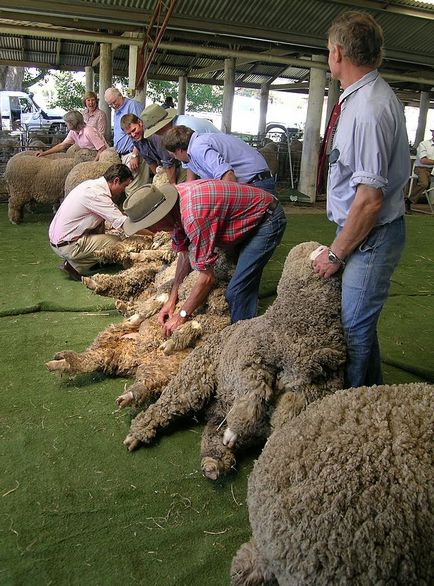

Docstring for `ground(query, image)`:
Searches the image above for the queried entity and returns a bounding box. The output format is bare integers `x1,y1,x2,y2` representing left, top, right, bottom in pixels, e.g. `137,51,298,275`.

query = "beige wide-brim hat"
141,104,177,138
123,183,179,236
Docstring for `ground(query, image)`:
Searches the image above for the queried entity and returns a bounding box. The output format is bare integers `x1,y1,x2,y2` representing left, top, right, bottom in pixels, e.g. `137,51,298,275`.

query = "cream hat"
140,104,178,138
123,183,179,236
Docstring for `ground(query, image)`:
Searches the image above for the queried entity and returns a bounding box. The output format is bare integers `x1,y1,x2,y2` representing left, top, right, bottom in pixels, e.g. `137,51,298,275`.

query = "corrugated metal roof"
0,0,433,100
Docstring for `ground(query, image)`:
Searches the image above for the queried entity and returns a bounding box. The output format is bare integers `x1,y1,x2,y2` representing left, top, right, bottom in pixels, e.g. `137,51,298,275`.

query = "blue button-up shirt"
113,98,144,154
184,132,269,183
327,70,410,227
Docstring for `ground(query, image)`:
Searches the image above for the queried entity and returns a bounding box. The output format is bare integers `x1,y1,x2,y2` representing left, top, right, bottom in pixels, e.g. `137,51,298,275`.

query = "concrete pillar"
326,77,340,126
221,57,235,133
85,66,94,92
178,75,187,114
98,43,113,144
135,77,147,106
258,82,270,136
298,55,327,203
414,91,430,147
128,44,139,98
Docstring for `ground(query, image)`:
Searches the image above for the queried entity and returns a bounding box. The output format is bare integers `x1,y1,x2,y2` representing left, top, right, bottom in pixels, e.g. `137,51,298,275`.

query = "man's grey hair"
328,11,384,69
63,110,86,131
104,87,123,102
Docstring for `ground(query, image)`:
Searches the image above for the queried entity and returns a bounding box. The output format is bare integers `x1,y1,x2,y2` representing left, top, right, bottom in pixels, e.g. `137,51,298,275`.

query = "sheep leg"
123,347,217,450
8,199,24,224
200,409,237,480
45,350,103,374
158,319,202,355
223,368,276,449
116,350,189,408
230,538,277,586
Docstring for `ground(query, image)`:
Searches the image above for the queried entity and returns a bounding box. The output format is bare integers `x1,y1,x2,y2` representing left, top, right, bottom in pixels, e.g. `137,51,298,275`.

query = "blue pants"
339,216,405,388
225,203,287,322
251,176,276,195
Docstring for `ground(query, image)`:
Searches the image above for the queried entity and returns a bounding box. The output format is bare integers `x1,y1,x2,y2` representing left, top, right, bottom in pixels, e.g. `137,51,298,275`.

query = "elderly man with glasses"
104,87,149,195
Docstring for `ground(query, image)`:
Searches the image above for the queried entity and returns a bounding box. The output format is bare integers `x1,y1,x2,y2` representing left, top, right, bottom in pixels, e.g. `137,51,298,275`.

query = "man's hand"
162,313,187,338
129,155,139,171
312,248,342,279
158,300,176,326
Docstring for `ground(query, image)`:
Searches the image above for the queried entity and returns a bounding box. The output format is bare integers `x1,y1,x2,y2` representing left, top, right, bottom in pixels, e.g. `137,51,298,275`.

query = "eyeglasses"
107,97,121,108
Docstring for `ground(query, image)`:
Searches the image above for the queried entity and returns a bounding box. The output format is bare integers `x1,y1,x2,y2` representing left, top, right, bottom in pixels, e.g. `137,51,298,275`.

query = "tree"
146,80,223,112
0,66,25,90
47,71,86,111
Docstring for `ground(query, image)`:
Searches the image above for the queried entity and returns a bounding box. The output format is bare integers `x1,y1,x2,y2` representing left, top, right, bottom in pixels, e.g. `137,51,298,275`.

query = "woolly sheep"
231,382,434,586
64,148,121,195
5,146,95,223
122,241,346,482
45,254,233,405
81,231,175,301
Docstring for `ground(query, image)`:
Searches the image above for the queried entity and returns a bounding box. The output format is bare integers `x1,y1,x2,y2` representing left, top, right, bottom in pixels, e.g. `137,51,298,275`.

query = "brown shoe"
405,198,412,214
60,260,82,281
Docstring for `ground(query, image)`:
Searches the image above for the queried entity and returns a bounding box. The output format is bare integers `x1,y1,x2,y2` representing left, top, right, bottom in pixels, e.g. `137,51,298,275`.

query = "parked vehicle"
0,91,66,134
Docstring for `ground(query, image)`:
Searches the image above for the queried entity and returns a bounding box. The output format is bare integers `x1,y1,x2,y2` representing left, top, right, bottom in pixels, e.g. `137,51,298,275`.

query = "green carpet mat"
0,202,432,585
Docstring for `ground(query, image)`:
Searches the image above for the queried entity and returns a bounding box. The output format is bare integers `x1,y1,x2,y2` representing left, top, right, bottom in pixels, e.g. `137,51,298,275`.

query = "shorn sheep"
5,146,95,223
231,382,434,586
45,254,234,404
122,241,346,482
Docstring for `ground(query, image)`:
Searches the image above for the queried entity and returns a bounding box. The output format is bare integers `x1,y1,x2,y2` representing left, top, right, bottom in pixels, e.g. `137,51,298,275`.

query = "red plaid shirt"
172,179,274,271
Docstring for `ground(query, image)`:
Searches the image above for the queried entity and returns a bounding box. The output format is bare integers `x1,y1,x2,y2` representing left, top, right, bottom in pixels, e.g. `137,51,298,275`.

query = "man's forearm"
180,269,216,316
168,251,192,304
331,184,383,260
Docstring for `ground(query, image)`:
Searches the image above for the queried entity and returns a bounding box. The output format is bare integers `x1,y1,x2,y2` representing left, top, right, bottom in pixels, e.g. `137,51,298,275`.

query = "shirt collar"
186,131,199,158
339,69,379,104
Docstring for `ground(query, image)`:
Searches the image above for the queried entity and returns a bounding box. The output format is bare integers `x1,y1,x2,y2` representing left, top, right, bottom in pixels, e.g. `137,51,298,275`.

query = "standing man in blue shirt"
162,125,275,194
312,11,410,388
104,87,148,194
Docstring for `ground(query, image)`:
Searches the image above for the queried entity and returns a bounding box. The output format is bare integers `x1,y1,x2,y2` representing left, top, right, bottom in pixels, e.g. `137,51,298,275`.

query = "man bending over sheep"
36,110,107,161
122,179,287,334
49,163,133,280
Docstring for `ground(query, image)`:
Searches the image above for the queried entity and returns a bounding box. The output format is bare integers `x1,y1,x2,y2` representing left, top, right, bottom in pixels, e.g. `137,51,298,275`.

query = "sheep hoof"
116,391,134,408
127,313,143,326
82,276,96,290
159,339,174,355
223,428,238,448
129,251,145,262
45,359,69,372
123,435,141,451
201,457,220,481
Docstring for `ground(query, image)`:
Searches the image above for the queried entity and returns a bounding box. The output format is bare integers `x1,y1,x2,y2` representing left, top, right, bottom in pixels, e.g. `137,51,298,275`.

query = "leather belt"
260,198,279,223
118,151,130,156
50,239,78,248
247,171,272,183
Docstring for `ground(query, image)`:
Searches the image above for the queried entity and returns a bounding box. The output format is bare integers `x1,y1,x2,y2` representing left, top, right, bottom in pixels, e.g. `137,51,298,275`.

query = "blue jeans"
251,176,276,195
225,204,287,322
339,216,405,388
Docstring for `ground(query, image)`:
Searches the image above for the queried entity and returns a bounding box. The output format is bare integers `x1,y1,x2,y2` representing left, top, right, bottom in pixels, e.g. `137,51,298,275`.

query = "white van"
0,91,66,134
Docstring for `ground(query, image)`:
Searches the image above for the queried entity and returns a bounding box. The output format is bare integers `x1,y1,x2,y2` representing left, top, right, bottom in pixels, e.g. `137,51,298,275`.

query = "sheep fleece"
231,383,434,586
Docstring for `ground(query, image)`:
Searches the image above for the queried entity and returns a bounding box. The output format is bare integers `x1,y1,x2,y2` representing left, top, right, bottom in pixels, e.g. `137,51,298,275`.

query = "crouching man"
122,179,287,336
49,163,133,280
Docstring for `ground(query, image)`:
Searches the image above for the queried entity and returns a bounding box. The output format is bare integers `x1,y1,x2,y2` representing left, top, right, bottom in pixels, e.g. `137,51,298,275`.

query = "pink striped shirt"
63,125,107,151
82,107,107,137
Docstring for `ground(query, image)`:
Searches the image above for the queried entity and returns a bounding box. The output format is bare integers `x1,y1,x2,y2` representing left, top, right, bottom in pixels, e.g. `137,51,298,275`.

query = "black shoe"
60,261,82,281
405,198,412,214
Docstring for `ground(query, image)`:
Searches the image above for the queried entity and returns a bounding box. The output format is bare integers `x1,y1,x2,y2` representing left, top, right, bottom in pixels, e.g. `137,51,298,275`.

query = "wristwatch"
327,248,345,267
179,309,189,319
130,153,138,159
